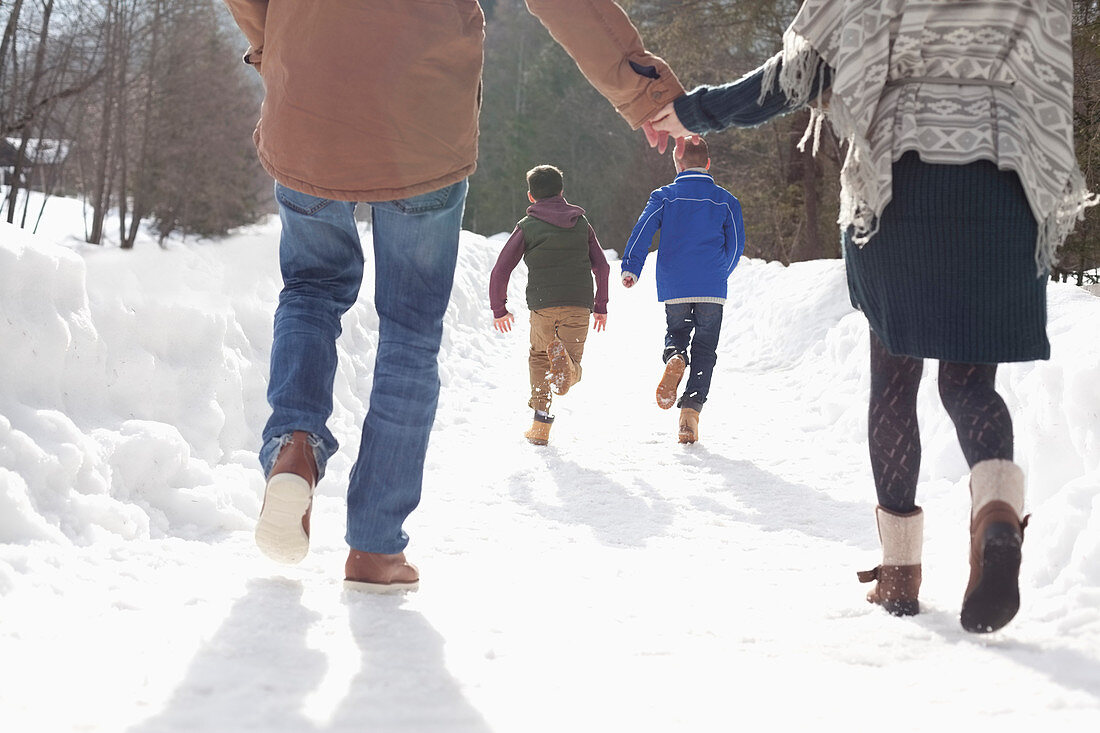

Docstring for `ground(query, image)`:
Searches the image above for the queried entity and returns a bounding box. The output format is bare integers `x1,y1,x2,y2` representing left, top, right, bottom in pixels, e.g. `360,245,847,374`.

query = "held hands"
493,312,515,333
592,313,607,332
642,102,700,157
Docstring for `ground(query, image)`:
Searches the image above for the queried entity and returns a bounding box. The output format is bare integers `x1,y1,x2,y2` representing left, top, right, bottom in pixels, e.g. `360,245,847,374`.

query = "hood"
526,195,585,228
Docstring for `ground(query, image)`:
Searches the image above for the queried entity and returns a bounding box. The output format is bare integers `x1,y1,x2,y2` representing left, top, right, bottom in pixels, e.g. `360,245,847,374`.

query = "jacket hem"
528,301,595,313
257,147,475,203
662,296,726,305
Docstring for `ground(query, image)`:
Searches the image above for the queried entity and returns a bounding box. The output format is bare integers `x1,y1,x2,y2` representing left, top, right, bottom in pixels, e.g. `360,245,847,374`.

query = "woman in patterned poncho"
644,0,1097,633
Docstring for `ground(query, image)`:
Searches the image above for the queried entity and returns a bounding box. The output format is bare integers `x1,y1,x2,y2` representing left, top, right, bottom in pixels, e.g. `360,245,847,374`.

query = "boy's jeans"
663,302,724,411
259,178,467,554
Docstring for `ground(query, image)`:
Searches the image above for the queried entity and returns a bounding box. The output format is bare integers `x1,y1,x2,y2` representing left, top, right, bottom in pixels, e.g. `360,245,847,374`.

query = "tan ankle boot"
961,460,1028,633
546,340,576,395
525,414,553,446
857,506,923,616
344,549,419,592
678,406,700,444
256,431,317,564
657,354,686,410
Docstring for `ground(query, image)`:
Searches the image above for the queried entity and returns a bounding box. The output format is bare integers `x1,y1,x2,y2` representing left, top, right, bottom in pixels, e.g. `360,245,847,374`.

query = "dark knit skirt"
844,151,1049,364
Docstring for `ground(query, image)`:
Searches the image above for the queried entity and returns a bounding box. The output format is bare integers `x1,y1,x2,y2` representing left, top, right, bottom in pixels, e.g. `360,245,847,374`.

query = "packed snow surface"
1,192,1099,731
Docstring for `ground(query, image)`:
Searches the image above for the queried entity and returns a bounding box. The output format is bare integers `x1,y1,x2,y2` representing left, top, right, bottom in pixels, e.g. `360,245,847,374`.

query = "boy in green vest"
489,165,610,445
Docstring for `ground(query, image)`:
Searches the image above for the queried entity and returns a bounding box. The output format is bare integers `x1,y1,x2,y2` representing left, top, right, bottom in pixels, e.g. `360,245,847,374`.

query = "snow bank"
3,190,1100,730
718,255,1100,611
1,194,1098,600
0,208,523,546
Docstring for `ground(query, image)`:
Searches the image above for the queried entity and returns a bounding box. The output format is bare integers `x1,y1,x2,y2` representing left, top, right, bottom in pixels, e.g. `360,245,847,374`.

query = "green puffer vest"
519,215,594,312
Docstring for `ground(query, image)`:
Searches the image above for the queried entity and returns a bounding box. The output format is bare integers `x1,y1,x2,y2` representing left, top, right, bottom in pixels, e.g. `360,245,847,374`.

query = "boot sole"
657,357,686,410
255,474,311,565
960,524,1022,633
343,579,419,593
546,341,573,395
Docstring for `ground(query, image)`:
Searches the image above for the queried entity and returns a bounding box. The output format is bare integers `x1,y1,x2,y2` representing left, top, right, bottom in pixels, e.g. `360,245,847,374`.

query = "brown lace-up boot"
678,406,700,444
256,431,317,564
857,506,923,616
656,354,686,409
344,550,419,592
961,459,1028,633
546,340,576,395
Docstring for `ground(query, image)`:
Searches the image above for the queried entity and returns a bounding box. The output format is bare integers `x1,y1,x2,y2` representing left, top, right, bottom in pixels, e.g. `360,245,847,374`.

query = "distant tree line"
471,0,842,264
1,0,1097,279
472,0,1100,281
0,0,264,246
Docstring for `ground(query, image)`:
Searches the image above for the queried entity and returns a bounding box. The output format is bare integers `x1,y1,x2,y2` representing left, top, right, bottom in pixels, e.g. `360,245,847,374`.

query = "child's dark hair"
526,164,564,200
680,137,709,169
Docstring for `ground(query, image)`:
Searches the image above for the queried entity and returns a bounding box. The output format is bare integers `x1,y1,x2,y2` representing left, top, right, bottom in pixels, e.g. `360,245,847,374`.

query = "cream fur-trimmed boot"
857,506,923,616
961,459,1028,633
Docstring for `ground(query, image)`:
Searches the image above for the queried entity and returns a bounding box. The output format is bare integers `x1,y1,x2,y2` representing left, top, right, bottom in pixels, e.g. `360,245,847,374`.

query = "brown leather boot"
546,340,576,395
524,413,553,446
678,406,700,444
857,506,923,616
961,460,1028,633
255,431,317,564
656,354,686,409
344,549,419,592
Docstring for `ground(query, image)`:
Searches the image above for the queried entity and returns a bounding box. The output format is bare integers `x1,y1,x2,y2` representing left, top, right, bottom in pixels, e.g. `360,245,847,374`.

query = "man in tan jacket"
222,0,684,590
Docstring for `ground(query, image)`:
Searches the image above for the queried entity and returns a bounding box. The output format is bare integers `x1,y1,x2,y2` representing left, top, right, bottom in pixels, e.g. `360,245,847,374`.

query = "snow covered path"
2,214,1099,731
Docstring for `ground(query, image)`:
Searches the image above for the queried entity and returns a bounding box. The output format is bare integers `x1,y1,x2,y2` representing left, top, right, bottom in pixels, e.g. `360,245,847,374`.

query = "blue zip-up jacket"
621,169,745,302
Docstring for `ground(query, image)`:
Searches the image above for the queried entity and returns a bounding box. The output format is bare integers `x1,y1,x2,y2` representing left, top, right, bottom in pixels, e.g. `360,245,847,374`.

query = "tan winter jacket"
222,0,684,202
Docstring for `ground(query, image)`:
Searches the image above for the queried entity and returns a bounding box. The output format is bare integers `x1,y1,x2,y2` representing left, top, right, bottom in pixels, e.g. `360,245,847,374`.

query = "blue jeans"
663,302,724,411
260,179,467,554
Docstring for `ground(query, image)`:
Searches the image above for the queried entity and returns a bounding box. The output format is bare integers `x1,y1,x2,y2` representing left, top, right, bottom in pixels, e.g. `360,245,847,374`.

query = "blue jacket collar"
675,168,712,180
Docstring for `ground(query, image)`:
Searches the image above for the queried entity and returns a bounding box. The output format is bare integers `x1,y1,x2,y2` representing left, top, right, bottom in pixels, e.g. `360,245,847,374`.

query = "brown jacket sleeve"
525,0,685,129
222,0,268,67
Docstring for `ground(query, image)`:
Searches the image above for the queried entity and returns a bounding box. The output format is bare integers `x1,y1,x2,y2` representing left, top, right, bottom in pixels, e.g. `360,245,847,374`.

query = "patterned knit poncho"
764,0,1097,271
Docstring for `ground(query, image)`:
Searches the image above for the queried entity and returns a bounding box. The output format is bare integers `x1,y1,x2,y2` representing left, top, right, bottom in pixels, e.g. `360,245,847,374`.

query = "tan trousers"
528,305,589,412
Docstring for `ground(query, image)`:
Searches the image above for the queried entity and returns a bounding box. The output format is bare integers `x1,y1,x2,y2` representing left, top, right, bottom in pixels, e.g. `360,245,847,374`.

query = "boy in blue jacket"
621,137,745,444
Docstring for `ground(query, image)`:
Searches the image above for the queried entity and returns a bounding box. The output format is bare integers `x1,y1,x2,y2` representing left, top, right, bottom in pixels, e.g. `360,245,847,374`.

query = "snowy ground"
2,192,1099,731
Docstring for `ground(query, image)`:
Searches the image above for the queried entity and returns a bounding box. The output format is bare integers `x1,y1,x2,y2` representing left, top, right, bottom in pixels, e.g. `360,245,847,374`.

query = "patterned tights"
868,331,1013,513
